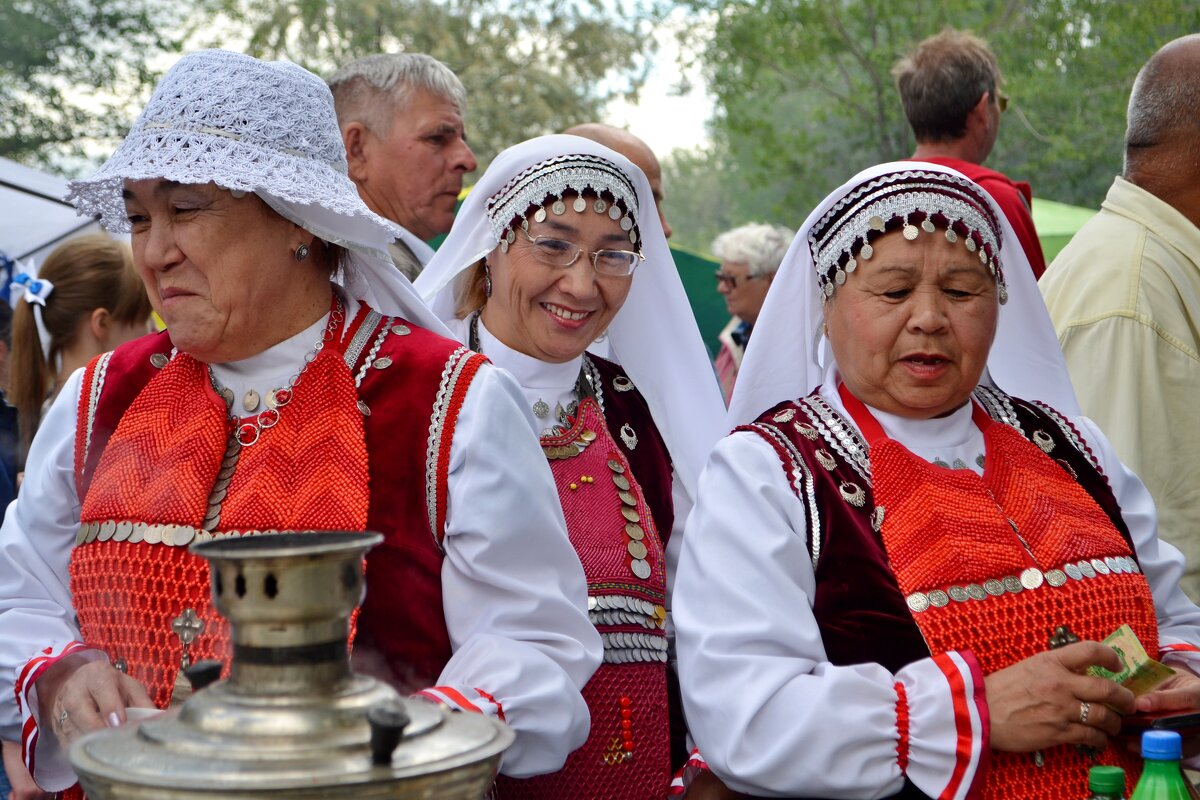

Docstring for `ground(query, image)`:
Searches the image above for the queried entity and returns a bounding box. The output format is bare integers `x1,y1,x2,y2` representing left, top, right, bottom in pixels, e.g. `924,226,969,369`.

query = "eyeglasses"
519,228,644,277
715,270,760,289
995,91,1009,113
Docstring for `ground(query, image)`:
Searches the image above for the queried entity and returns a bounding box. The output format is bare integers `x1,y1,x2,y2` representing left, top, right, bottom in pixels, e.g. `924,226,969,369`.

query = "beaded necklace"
209,295,346,446
468,309,603,435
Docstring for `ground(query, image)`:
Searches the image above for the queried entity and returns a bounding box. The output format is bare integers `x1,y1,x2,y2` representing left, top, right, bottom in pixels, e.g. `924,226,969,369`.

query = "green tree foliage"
208,0,653,167
666,0,1200,255
0,0,199,165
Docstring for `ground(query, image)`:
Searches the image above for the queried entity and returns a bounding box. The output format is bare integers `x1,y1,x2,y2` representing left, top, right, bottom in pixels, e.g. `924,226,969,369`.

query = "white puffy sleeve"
673,431,987,799
424,363,603,778
0,369,110,790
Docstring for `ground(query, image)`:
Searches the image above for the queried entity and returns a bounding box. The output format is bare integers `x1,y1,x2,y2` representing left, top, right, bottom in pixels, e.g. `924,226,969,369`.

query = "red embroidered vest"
496,391,671,800
740,386,1155,800
69,305,486,708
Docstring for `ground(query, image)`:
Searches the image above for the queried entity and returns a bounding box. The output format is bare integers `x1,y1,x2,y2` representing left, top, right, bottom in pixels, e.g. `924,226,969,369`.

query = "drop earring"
484,263,493,298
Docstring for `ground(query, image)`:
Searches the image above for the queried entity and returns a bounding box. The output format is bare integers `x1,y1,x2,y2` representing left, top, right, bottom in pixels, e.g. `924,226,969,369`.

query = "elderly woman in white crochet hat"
0,50,600,796
416,134,726,799
673,162,1200,799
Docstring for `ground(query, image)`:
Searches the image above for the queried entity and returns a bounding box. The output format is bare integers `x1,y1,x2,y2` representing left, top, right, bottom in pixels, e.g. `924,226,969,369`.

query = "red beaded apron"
495,398,671,800
69,308,370,712
839,385,1155,799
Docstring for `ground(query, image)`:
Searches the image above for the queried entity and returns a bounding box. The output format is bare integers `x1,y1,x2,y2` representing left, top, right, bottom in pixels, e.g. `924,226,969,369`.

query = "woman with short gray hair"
712,222,792,404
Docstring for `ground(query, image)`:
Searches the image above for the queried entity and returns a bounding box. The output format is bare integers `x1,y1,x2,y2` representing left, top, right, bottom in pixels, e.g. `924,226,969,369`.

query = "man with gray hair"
1042,34,1200,599
711,222,792,404
329,53,477,280
894,29,1047,278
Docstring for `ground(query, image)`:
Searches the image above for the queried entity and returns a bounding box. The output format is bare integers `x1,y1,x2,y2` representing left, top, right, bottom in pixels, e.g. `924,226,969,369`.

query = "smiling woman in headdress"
673,162,1200,799
417,134,726,799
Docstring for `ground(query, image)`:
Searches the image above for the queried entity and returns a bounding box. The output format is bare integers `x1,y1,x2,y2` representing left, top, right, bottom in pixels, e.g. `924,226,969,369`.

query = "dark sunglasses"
715,270,761,289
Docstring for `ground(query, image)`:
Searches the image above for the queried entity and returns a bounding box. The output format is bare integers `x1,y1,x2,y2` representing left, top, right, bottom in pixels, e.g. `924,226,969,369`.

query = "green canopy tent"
1032,197,1097,263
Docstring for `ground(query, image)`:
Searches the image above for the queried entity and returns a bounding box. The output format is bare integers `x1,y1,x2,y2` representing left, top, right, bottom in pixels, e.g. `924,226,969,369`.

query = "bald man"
1042,34,1200,599
564,123,673,239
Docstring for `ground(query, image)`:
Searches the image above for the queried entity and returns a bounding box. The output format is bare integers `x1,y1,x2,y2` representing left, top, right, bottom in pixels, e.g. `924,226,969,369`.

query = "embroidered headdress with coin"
806,168,1008,305
484,153,643,254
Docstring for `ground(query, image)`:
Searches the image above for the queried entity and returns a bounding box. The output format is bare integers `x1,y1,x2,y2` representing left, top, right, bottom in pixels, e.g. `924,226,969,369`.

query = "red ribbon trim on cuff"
895,681,911,773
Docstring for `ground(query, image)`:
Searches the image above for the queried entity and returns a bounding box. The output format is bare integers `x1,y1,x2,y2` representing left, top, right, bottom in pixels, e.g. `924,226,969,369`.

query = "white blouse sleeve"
0,369,113,790
1073,417,1200,665
673,431,987,799
429,363,603,778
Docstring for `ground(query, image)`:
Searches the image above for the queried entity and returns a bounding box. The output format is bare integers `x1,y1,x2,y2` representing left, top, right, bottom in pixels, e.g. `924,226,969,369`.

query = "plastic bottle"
1131,730,1192,800
1089,765,1127,799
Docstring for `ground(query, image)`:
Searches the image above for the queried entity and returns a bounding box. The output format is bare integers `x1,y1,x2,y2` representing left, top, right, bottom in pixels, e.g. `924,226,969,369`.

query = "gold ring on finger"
1078,701,1091,725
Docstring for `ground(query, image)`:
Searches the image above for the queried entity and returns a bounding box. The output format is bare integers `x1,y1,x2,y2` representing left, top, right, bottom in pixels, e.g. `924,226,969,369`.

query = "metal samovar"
70,531,513,798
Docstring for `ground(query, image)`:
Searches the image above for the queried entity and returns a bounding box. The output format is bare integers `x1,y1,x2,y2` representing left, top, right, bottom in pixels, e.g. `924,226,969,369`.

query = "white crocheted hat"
65,49,452,339
66,49,398,244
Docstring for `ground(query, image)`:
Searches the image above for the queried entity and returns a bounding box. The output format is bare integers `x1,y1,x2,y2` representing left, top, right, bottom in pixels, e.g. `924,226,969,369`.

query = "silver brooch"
1032,430,1055,454
794,422,819,440
840,481,866,507
815,448,837,471
532,400,550,419
620,423,638,450
613,376,635,392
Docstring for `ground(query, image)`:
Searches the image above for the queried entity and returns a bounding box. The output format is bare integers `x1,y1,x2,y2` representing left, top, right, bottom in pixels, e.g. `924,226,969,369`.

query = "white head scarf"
728,161,1079,427
64,49,447,336
416,134,726,501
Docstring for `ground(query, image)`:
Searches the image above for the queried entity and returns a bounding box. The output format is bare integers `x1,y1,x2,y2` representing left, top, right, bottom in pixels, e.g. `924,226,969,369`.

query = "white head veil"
727,160,1079,427
416,134,726,501
65,49,448,337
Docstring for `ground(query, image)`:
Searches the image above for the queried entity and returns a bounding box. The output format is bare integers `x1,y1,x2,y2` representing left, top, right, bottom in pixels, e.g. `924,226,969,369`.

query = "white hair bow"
10,271,55,306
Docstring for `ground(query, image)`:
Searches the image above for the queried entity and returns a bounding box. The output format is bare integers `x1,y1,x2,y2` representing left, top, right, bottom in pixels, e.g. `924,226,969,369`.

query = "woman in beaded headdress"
672,162,1200,799
417,134,727,799
0,51,603,797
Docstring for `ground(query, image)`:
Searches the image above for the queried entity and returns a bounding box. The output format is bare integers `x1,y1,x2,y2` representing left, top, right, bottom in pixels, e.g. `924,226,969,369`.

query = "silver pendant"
839,481,866,507
620,423,638,450
532,400,550,419
219,387,234,410
242,389,260,413
1032,430,1055,453
613,376,634,392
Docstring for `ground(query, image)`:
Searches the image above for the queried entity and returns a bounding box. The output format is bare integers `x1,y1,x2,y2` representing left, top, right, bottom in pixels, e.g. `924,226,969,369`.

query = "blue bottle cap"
1142,729,1183,761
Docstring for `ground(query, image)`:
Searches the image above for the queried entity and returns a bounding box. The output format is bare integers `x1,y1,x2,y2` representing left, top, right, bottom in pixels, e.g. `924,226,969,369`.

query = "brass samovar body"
70,531,513,798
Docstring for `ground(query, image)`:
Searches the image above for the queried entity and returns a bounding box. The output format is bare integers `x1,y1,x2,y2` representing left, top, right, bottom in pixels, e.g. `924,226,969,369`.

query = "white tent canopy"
0,156,104,280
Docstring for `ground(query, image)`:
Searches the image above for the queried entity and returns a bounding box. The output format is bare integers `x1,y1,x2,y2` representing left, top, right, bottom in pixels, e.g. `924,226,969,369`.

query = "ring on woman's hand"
58,709,69,726
1078,701,1091,724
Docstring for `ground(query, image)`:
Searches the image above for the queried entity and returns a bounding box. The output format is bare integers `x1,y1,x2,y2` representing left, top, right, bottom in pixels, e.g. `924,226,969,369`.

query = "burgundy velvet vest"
74,308,486,694
736,385,1138,800
591,357,674,541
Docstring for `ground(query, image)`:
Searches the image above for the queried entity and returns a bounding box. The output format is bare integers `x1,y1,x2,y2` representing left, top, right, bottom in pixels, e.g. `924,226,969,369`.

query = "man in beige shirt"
329,54,477,280
1041,35,1200,599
